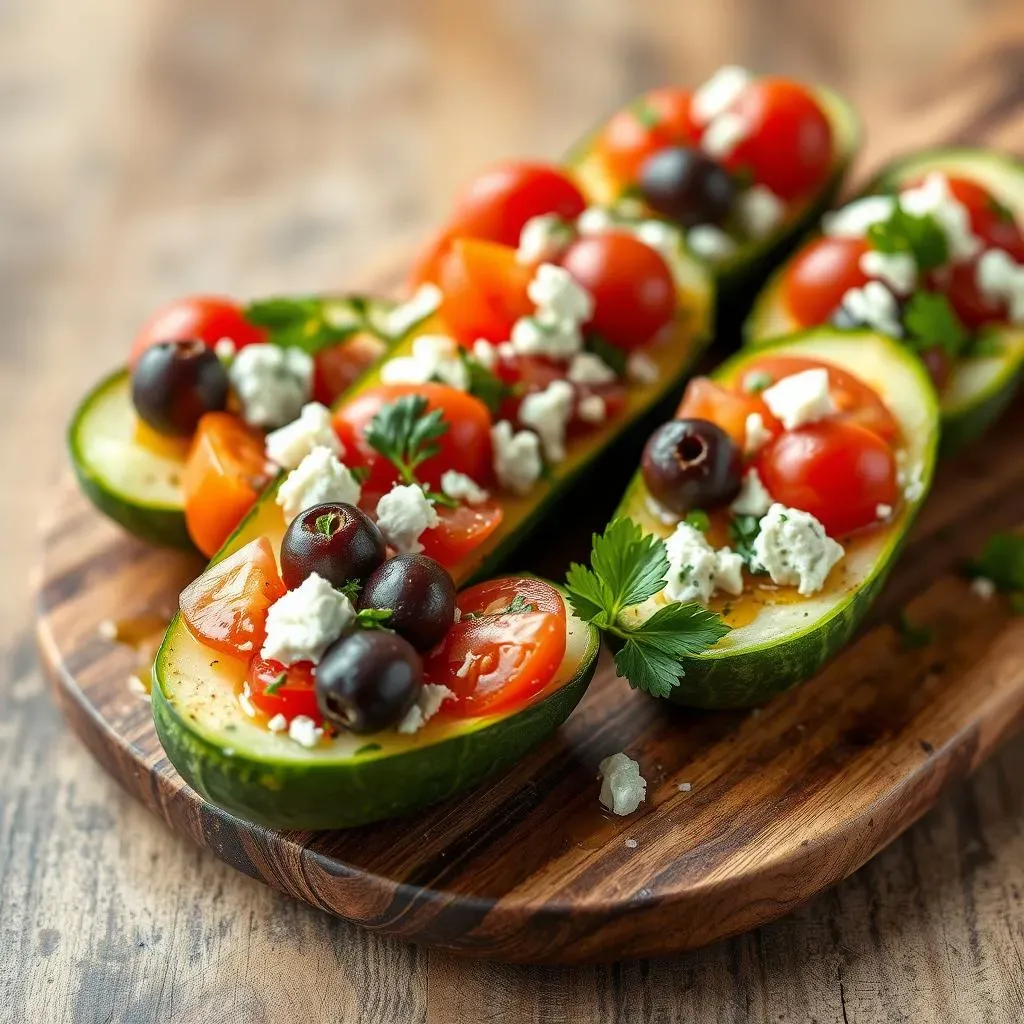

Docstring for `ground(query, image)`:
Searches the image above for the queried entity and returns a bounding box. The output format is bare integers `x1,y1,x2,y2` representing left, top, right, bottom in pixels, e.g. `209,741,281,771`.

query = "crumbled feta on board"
440,470,489,506
598,752,648,816
518,380,574,463
375,484,439,554
761,368,835,430
229,344,314,429
664,522,744,605
276,446,362,523
752,503,844,596
265,402,343,470
261,573,355,666
491,421,543,495
397,684,455,735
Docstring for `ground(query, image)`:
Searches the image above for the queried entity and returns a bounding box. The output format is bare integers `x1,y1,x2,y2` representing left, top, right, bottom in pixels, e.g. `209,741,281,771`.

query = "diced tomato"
736,355,900,444
419,500,505,567
676,377,781,450
435,239,535,345
783,237,872,327
182,413,270,558
180,537,286,659
721,79,833,202
332,382,493,493
559,232,676,351
129,296,265,367
423,578,567,717
247,656,320,723
312,332,388,406
595,87,700,185
755,420,898,536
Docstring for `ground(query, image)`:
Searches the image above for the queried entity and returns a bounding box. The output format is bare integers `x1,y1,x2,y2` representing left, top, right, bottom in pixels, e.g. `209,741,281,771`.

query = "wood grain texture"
6,0,1024,1018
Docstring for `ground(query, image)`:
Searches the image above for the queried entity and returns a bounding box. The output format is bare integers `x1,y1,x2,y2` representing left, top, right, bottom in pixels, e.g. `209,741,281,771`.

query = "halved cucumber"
614,328,940,709
69,295,404,550
564,85,860,298
152,495,600,830
745,148,1024,451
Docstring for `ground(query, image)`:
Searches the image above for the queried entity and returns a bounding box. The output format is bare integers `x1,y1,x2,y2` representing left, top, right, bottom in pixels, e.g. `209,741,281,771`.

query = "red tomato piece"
312,333,388,406
756,420,898,536
943,257,1008,330
783,237,872,327
931,176,1024,262
129,296,265,366
247,656,320,723
559,232,676,351
676,377,781,450
423,578,567,718
418,500,505,567
332,382,494,493
180,537,286,659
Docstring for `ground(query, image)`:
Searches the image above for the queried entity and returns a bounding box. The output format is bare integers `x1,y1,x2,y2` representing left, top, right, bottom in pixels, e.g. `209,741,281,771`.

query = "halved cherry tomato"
332,382,493,493
721,79,832,201
129,296,265,367
943,257,1007,330
436,239,535,344
312,333,388,406
559,232,676,351
180,537,286,659
676,378,781,450
783,237,871,327
182,413,270,558
737,356,900,444
924,176,1024,261
423,578,567,718
247,656,320,722
756,420,898,537
419,501,505,567
596,88,699,185
409,162,586,288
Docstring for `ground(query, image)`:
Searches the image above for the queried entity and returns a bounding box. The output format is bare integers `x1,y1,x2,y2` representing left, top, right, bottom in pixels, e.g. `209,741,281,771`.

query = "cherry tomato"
312,333,388,406
783,237,871,327
943,257,1007,330
756,420,898,536
737,356,900,444
247,656,320,723
494,354,626,427
931,176,1024,261
409,162,586,288
723,79,832,201
559,232,676,351
332,382,493,493
423,577,567,717
418,500,505,567
182,413,270,558
129,296,265,367
596,88,699,185
676,378,781,450
180,537,286,659
436,239,535,344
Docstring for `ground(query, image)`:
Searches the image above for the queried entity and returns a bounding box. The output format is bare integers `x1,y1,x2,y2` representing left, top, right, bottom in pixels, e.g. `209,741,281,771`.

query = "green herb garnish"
684,510,710,533
632,100,661,130
244,296,366,354
315,512,342,538
586,334,628,378
970,533,1024,594
903,291,969,359
897,612,934,650
365,394,448,485
729,515,764,572
504,594,536,614
565,518,730,698
339,579,362,602
459,351,510,416
743,370,773,394
264,673,287,695
355,608,393,630
354,743,382,756
867,202,948,271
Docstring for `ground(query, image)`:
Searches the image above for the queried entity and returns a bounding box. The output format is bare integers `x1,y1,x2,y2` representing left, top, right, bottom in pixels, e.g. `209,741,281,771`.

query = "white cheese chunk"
527,262,594,324
737,185,785,239
265,402,343,470
518,379,574,463
267,713,288,733
288,715,324,749
701,111,750,161
976,247,1024,323
859,250,918,295
744,412,772,455
900,172,981,262
440,470,489,506
567,351,617,385
229,344,314,429
510,315,584,361
837,280,904,337
752,503,844,596
577,394,607,424
633,219,685,264
664,522,745,605
823,195,897,239
971,576,997,600
576,206,616,236
491,420,543,496
687,224,738,261
214,338,237,363
626,351,660,385
397,684,454,735
375,484,439,554
261,573,355,666
876,503,893,520
385,283,442,339
692,65,752,125
380,334,469,390
276,446,362,524
517,214,574,265
731,468,774,517
472,339,499,370
598,752,647,816
761,368,836,430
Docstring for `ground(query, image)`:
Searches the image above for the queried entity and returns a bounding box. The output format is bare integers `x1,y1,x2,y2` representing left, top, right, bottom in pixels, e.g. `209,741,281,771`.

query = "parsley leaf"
355,608,393,630
590,517,669,613
459,351,509,416
504,594,536,614
867,202,949,271
684,509,710,533
903,291,969,358
970,533,1024,593
586,334,627,378
244,296,365,354
264,673,287,695
365,394,449,485
315,512,342,538
729,515,764,572
339,579,362,602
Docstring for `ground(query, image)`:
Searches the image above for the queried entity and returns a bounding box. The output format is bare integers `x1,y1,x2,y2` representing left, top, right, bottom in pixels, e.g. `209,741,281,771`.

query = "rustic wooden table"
4,0,1024,1020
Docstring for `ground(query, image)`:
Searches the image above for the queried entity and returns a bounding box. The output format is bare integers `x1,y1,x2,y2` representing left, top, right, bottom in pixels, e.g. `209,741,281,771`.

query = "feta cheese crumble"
859,249,918,295
971,576,997,600
730,468,774,517
836,280,903,338
752,503,844,596
692,65,751,125
900,172,981,262
472,339,499,370
510,315,584,361
527,262,594,324
976,247,1024,323
276,446,362,523
288,715,324,749
517,214,574,264
397,684,454,735
267,713,288,733
876,503,893,520
823,195,897,239
632,219,685,264
380,334,469,390
261,573,355,666
214,338,237,363
664,522,744,605
491,420,543,495
229,344,314,429
701,110,750,161
761,368,836,430
598,752,647,816
265,401,343,470
576,206,616,236
744,412,772,455
440,470,489,506
626,352,660,385
375,484,439,554
385,283,443,339
518,379,574,463
577,394,607,424
737,185,785,239
687,224,738,261
567,351,617,385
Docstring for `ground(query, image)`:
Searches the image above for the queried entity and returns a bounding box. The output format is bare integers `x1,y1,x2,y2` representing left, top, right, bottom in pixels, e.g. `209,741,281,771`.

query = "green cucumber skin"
939,362,1023,455
152,624,598,831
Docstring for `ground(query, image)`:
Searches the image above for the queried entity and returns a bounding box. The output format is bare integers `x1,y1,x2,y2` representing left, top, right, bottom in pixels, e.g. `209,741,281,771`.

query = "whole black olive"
641,418,742,515
280,503,386,590
316,630,423,734
639,146,736,228
359,554,456,652
131,339,229,436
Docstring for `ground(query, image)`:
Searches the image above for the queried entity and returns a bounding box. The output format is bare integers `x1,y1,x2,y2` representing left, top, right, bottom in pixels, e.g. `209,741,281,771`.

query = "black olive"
638,147,736,228
280,503,386,590
641,418,742,515
316,630,423,734
131,340,229,436
359,554,456,652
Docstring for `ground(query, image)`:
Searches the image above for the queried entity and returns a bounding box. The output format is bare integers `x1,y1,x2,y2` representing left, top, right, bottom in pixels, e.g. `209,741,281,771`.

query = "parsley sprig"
867,202,948,271
459,351,510,416
565,518,730,697
970,532,1024,602
903,291,970,359
244,295,373,354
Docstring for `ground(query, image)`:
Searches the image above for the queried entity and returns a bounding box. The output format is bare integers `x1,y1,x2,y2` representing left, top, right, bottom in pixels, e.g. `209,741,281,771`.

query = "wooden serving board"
35,374,1024,963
